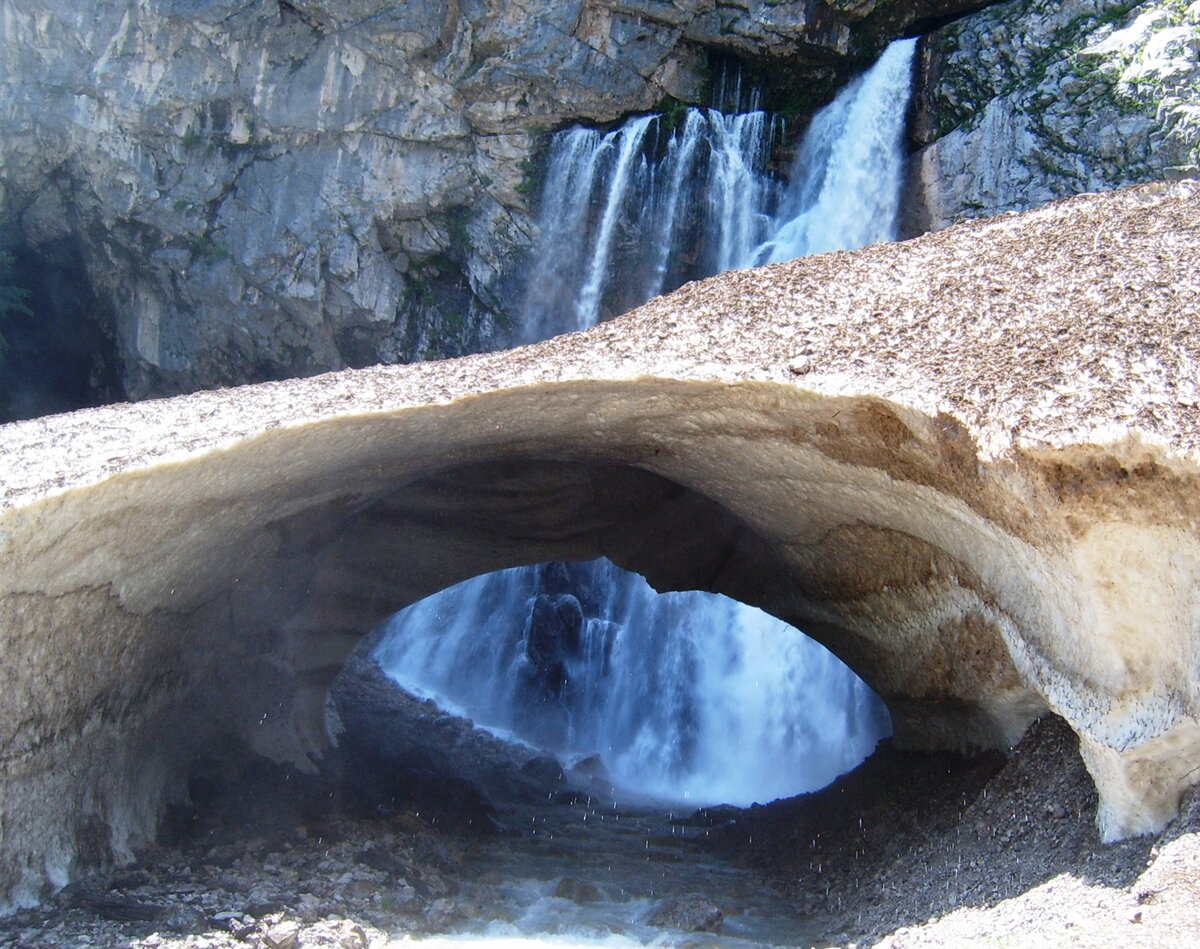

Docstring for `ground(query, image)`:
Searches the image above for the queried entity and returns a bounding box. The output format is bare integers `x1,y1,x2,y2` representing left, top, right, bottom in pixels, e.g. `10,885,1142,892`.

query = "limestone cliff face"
1,181,1198,908
909,0,1200,230
0,0,968,407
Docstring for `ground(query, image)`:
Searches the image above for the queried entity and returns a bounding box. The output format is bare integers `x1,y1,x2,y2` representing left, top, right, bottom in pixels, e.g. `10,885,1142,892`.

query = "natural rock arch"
2,181,1199,909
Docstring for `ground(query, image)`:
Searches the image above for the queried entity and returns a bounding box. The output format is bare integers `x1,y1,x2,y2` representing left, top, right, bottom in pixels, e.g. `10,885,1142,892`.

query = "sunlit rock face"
2,181,1200,907
908,0,1200,231
0,0,984,404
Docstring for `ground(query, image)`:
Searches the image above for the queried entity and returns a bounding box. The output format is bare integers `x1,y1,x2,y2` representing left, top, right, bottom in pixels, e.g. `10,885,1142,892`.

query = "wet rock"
911,0,1200,231
354,847,406,876
383,884,424,914
420,897,463,931
647,896,724,933
523,593,585,695
554,877,603,904
294,892,324,923
521,755,566,787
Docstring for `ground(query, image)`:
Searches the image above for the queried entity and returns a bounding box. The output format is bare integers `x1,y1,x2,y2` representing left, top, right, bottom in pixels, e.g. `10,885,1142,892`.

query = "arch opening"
367,558,893,809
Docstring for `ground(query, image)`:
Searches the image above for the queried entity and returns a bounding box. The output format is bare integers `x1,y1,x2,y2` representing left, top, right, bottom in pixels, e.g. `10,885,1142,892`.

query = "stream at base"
398,798,821,949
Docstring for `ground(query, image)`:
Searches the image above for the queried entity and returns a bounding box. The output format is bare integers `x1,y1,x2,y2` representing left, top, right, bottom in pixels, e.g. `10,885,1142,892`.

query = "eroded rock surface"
0,0,979,408
1,181,1199,907
909,0,1200,230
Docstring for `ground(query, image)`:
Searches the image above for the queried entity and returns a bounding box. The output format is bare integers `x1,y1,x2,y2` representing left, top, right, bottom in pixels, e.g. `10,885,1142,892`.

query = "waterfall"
375,39,919,807
519,37,916,341
375,561,890,807
749,38,918,264
519,109,785,342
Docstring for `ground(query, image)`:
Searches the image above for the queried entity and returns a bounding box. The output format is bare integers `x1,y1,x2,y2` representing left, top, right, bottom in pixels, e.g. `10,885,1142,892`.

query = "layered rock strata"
2,181,1199,907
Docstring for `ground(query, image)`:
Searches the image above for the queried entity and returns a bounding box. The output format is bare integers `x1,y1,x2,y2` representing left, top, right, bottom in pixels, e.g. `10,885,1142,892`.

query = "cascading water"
519,37,916,341
519,108,783,342
375,561,890,807
748,38,918,264
376,39,919,808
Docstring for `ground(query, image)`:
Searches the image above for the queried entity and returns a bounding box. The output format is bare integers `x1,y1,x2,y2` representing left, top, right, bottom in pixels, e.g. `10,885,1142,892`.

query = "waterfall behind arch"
375,561,890,807
376,39,919,807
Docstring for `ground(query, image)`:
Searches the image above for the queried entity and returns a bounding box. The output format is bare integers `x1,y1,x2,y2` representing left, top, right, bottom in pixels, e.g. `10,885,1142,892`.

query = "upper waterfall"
752,38,918,263
519,37,918,341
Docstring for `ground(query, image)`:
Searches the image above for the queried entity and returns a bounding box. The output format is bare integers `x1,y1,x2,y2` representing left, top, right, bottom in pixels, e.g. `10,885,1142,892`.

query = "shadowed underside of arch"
2,182,1200,909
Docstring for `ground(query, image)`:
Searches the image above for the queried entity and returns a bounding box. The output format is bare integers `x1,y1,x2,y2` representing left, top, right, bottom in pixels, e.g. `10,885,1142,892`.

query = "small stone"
384,884,423,913
340,879,376,901
646,896,724,932
263,920,301,949
211,910,241,921
159,905,207,933
339,925,370,949
788,356,812,375
554,877,603,903
295,892,323,923
421,897,461,930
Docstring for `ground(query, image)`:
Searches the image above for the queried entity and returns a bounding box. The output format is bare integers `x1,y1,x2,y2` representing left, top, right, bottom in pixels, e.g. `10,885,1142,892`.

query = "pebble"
262,920,300,949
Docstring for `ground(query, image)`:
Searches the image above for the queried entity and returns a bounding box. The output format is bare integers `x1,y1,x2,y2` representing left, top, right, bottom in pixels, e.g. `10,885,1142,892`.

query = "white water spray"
375,562,889,807
749,38,917,264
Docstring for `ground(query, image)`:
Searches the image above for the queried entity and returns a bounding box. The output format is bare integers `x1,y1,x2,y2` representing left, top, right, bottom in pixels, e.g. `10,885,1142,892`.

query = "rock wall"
0,0,980,412
909,0,1200,230
2,180,1199,908
5,0,1195,414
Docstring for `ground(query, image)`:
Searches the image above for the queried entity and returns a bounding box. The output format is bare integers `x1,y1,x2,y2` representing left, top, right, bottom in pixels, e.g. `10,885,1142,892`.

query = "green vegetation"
656,95,689,136
188,232,232,263
445,206,472,256
515,154,542,195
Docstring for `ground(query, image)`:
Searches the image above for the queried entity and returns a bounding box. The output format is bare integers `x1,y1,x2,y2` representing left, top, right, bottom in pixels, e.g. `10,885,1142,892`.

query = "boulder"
646,895,724,932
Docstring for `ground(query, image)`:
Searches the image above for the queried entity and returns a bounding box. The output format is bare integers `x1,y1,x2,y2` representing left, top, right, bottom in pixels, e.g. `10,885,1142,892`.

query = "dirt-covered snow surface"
710,715,1200,946
1,685,1197,949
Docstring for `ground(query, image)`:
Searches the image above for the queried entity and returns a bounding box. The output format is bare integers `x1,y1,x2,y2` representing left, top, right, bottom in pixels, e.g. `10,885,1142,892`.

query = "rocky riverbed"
2,656,1198,949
